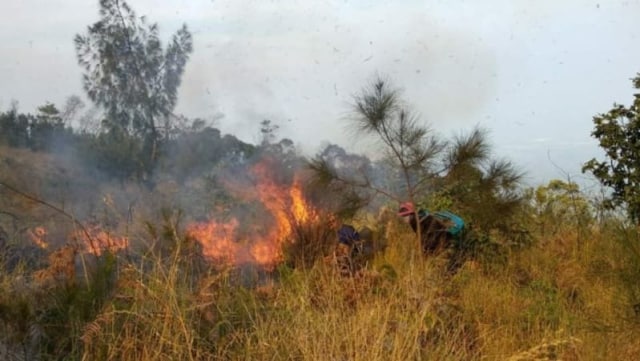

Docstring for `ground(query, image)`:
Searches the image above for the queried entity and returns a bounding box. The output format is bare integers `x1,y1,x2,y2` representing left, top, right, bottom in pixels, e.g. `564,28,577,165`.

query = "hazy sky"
1,0,639,186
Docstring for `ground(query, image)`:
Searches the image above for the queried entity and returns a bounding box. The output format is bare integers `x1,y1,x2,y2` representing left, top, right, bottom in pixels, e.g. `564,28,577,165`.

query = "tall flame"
186,218,249,264
290,179,312,224
187,161,316,269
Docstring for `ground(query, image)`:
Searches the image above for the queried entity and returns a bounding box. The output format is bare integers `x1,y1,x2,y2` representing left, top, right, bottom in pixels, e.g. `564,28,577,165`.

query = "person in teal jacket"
397,201,465,256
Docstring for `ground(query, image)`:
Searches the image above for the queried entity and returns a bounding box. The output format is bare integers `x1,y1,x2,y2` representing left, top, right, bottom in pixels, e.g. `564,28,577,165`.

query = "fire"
290,178,312,224
28,226,49,249
73,225,129,256
27,224,128,256
187,160,317,269
186,218,250,264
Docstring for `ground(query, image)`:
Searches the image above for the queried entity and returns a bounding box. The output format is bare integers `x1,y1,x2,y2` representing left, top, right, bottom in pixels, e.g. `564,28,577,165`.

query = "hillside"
1,144,640,360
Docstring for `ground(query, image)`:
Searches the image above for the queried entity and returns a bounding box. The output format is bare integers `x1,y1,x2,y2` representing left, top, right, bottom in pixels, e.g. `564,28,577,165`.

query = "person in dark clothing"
335,224,382,276
334,224,362,276
397,202,465,257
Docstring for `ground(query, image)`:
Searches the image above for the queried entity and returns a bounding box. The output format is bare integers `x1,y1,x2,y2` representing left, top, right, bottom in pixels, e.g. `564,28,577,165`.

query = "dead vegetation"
1,148,640,361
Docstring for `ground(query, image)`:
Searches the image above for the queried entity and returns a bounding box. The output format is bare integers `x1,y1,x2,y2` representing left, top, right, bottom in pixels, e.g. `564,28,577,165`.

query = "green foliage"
0,106,30,147
310,78,524,238
30,103,67,151
0,103,74,152
308,144,373,218
439,127,525,236
351,77,445,202
583,73,640,223
0,252,118,360
74,0,193,178
527,179,593,238
309,78,527,273
612,224,640,317
521,279,564,330
309,77,446,221
0,290,35,360
83,126,145,181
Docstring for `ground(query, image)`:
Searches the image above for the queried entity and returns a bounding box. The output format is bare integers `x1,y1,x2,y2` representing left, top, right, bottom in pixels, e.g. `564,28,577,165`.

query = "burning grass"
186,160,321,270
2,155,640,360
2,219,640,360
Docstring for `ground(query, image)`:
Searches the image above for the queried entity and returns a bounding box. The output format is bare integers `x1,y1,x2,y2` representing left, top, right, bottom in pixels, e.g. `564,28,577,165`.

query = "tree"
0,103,29,148
74,0,193,180
310,76,524,242
259,119,280,146
60,95,86,125
308,143,375,218
439,127,524,235
310,78,444,210
30,103,67,151
0,102,71,152
583,73,640,223
526,179,592,238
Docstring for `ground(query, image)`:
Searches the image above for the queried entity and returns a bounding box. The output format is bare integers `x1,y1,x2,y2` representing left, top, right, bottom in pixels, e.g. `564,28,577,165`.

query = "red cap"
398,202,415,216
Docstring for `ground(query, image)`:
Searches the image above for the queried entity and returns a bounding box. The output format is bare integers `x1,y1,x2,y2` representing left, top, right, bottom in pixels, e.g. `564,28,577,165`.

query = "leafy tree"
29,103,67,151
583,73,640,223
526,179,592,238
74,0,193,180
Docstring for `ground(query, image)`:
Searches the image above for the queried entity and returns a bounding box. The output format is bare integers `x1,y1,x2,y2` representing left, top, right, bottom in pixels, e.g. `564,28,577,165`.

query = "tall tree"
74,0,193,179
583,73,640,223
30,102,66,151
310,77,444,209
310,76,524,235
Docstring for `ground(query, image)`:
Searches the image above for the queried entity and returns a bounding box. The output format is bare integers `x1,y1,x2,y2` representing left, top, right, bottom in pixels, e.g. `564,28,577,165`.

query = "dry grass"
1,215,639,360
504,335,582,361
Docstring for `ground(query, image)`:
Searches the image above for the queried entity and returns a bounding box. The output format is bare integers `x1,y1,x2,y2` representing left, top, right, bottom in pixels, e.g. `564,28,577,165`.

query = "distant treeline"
0,103,273,184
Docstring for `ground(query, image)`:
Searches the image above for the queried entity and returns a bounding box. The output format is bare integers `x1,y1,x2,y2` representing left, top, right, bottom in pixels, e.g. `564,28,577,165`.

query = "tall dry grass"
2,207,640,360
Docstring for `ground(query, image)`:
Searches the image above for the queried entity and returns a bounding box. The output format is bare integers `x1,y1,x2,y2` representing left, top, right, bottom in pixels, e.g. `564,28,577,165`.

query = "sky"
1,0,639,187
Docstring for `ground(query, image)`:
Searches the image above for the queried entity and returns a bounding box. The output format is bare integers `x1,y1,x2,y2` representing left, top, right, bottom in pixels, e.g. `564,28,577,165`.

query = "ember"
73,225,129,256
28,226,49,249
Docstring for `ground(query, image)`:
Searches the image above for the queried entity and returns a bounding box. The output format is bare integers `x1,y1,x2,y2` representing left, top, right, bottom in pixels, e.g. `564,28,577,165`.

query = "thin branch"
0,180,97,251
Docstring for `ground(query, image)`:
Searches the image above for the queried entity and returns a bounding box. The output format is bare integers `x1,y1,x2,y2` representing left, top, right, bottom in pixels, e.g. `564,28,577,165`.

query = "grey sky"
1,0,639,186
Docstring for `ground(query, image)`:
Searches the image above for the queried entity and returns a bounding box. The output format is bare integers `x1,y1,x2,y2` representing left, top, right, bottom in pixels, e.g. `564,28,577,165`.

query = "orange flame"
187,161,317,269
28,226,49,249
28,225,128,256
290,178,312,224
187,218,250,264
73,226,129,256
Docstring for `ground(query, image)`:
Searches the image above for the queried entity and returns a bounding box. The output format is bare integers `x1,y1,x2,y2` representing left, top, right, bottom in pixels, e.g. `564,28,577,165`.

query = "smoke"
172,0,499,156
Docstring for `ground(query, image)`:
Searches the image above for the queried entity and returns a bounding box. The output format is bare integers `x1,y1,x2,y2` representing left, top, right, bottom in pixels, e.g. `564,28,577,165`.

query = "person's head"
397,202,416,224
